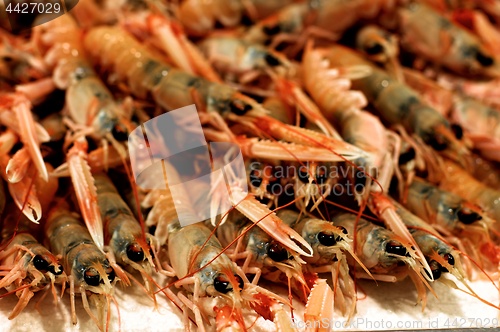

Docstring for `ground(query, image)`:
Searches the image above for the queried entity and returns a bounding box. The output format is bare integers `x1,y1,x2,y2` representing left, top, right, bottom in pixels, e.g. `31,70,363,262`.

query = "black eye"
443,253,455,267
429,260,442,280
298,168,309,183
33,255,49,271
84,269,101,286
214,276,232,294
263,25,281,35
451,124,463,140
126,244,145,262
457,208,482,224
427,134,447,151
49,265,64,275
264,54,281,67
230,100,252,115
249,169,263,188
2,56,13,63
318,232,337,246
107,269,116,283
112,125,129,141
267,243,288,262
235,275,244,290
266,178,280,194
364,42,384,55
338,226,348,235
149,225,157,235
475,51,494,67
315,168,327,184
385,241,407,256
398,147,416,165
241,14,254,26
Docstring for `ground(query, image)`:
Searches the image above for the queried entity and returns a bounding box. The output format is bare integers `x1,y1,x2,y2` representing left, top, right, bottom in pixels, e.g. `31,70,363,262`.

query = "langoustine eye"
440,253,455,273
364,42,384,55
475,50,494,67
33,255,49,271
84,267,115,286
427,133,448,151
428,260,442,280
318,225,347,246
398,147,416,165
84,269,101,286
298,167,310,183
264,53,282,67
318,232,337,246
457,208,482,224
315,168,327,184
249,169,263,188
267,243,288,262
126,243,145,262
385,241,407,256
230,100,252,115
112,124,129,141
214,274,244,293
33,255,63,275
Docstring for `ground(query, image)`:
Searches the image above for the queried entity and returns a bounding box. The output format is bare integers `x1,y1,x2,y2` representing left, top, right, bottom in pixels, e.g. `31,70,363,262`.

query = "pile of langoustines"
1,0,500,330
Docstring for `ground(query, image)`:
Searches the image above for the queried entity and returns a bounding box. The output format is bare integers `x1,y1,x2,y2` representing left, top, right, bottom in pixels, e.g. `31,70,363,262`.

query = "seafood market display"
2,0,500,330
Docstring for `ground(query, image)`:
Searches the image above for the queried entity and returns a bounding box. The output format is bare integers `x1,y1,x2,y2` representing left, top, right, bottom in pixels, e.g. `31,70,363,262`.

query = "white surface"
1,274,499,331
